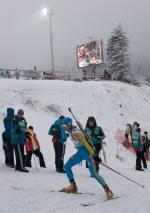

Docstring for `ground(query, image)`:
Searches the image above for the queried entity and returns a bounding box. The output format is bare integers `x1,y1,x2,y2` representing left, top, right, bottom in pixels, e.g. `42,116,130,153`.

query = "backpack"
50,124,61,139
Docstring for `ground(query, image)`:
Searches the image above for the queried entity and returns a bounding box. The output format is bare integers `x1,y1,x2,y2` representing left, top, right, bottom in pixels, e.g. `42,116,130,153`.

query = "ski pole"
68,108,94,149
100,162,144,188
102,143,107,163
33,153,38,172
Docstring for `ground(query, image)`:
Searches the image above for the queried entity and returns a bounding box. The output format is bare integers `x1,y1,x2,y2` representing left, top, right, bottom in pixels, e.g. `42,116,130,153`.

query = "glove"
93,156,102,163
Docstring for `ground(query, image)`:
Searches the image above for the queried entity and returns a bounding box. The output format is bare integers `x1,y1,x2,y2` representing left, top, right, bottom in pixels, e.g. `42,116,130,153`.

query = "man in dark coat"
3,108,15,167
11,109,29,172
48,116,69,173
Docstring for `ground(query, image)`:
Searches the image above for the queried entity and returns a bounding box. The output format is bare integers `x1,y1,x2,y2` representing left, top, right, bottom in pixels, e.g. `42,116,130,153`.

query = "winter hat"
28,126,34,130
17,109,24,114
86,116,97,128
87,116,95,122
63,117,73,125
7,108,14,117
59,115,65,120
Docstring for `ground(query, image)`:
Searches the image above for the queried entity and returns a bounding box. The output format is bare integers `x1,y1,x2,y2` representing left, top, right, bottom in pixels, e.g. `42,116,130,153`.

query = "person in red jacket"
25,126,46,168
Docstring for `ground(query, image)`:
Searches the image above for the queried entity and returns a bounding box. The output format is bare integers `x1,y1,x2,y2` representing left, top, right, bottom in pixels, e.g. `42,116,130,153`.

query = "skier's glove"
93,156,102,163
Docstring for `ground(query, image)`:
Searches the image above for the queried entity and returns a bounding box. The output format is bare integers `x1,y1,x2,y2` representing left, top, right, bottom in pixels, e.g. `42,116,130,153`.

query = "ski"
49,189,94,195
11,186,21,190
81,196,120,206
102,196,120,202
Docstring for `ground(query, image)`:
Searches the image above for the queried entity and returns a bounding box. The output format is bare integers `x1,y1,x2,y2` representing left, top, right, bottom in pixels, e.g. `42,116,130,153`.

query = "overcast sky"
0,0,150,71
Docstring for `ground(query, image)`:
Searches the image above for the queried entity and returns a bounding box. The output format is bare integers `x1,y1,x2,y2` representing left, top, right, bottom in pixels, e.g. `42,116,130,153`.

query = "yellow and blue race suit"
64,128,107,187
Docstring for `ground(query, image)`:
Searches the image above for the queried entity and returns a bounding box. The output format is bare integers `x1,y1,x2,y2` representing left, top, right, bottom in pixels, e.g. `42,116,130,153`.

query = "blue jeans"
64,146,106,187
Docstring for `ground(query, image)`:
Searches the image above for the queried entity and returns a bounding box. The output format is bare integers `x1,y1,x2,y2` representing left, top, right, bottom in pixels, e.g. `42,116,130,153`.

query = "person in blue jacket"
3,108,15,167
11,109,29,172
48,116,69,173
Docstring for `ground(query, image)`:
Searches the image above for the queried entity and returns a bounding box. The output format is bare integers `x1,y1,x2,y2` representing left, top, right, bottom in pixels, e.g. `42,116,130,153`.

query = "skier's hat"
63,117,73,126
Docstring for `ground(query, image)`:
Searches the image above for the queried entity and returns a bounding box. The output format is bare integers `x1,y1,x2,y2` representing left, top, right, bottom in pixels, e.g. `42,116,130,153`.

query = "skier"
84,116,105,173
11,109,29,172
25,126,46,168
61,117,113,199
48,116,69,173
3,108,15,167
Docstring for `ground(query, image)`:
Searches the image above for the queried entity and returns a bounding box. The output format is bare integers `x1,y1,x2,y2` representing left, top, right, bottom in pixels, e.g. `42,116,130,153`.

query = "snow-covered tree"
106,25,131,81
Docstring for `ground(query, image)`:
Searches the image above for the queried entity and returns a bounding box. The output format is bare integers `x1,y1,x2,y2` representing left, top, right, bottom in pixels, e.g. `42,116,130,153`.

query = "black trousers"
141,150,147,168
53,143,66,171
3,146,9,165
93,143,102,172
14,144,25,170
25,149,46,167
86,143,102,173
135,151,142,170
3,143,14,166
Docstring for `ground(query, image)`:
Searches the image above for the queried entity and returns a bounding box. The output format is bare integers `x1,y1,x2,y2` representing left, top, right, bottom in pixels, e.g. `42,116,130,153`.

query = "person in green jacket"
84,116,105,173
132,128,144,171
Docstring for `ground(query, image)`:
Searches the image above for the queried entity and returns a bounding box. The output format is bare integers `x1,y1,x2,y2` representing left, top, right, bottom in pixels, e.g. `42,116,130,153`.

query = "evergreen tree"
106,25,131,81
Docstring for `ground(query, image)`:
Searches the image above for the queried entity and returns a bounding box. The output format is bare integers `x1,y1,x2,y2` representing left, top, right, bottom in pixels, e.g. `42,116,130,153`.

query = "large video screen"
76,40,103,68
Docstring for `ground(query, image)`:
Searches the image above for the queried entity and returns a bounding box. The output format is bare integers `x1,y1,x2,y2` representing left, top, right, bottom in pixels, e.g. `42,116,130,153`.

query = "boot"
61,181,78,193
9,164,16,168
104,185,113,199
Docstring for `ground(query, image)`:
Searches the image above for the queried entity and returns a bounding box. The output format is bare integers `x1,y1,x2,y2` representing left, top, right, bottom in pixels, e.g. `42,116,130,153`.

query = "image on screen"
76,40,103,68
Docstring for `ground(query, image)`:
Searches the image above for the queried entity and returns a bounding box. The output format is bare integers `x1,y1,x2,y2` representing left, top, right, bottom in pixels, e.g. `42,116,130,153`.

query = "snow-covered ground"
0,79,150,213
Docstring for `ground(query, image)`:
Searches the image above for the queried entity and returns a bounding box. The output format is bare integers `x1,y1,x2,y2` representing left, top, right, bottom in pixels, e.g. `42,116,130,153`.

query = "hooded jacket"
48,118,69,144
84,126,105,145
3,108,14,138
11,115,27,145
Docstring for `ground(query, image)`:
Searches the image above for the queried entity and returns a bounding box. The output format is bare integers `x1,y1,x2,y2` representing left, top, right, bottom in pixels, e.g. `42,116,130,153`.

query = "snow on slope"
0,79,150,213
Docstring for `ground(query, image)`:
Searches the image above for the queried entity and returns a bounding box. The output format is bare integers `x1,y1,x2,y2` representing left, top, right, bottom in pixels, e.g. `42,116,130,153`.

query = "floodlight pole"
49,12,54,74
42,8,55,75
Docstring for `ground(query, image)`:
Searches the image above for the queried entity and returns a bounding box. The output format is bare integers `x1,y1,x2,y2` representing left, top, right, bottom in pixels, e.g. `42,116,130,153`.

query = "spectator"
11,109,29,172
85,116,105,173
48,116,69,173
3,108,15,167
104,69,111,80
125,124,132,139
25,126,46,168
132,128,144,171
